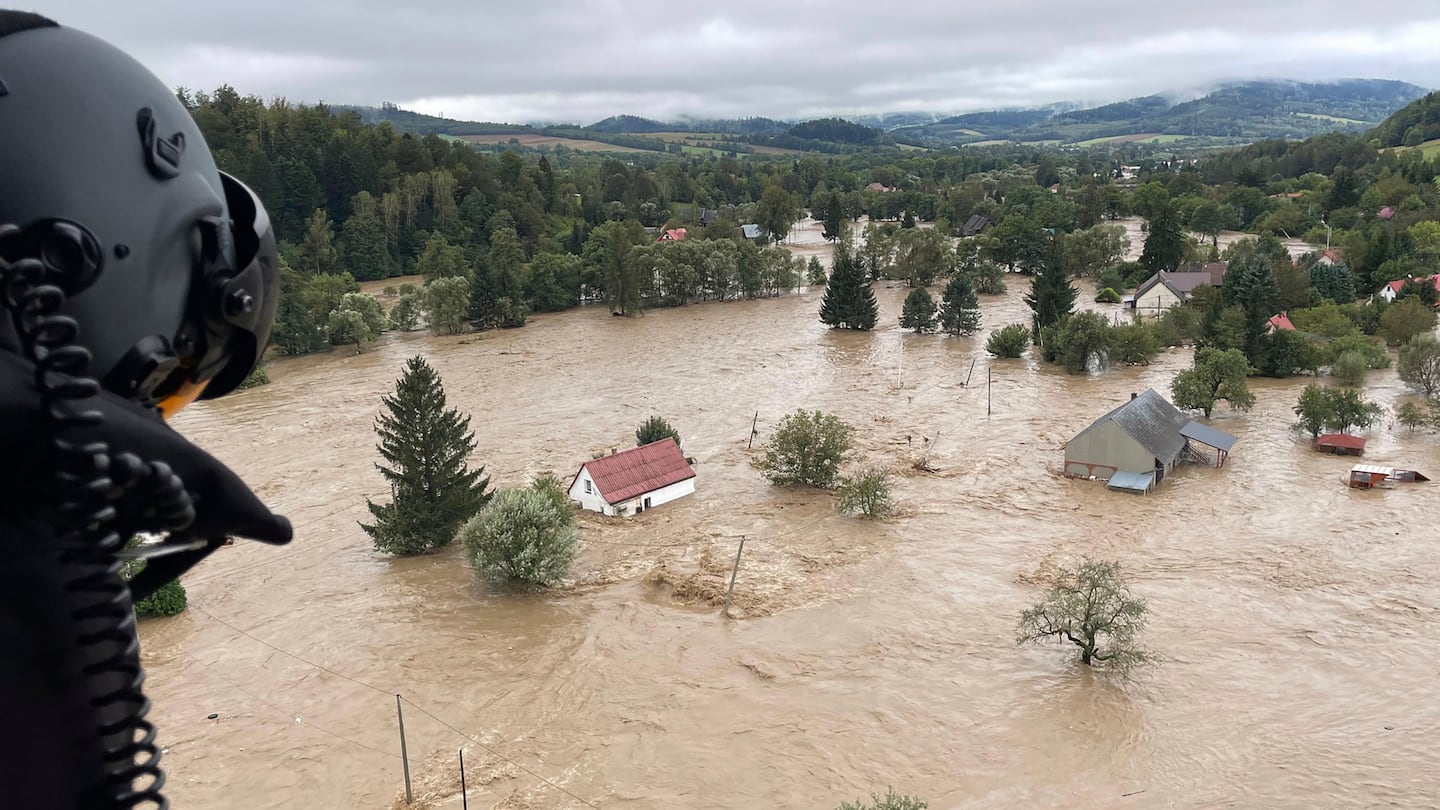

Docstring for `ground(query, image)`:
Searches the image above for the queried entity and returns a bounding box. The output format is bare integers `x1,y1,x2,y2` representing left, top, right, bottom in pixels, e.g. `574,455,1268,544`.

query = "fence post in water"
748,411,759,449
723,536,746,618
396,694,413,805
459,748,468,810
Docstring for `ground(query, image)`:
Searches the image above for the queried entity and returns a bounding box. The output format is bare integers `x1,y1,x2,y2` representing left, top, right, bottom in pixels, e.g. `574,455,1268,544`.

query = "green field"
1295,112,1368,125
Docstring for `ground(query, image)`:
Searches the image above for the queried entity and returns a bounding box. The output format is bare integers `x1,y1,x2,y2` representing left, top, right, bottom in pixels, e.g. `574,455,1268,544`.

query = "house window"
584,479,592,494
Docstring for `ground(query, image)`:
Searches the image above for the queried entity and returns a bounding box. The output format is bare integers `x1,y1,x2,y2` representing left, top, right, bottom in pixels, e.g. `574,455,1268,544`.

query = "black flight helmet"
0,11,278,417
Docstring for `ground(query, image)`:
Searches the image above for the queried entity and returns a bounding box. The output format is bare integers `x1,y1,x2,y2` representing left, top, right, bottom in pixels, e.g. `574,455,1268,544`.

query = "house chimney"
610,447,617,455
1130,392,1137,400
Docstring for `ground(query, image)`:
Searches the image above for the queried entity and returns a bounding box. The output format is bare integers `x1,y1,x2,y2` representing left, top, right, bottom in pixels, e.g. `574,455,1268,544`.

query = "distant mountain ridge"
337,78,1427,154
895,79,1428,145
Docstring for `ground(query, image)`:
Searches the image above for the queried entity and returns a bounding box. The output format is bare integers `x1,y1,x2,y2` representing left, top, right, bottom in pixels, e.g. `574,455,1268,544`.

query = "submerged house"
1063,389,1237,494
1127,263,1228,317
568,438,695,517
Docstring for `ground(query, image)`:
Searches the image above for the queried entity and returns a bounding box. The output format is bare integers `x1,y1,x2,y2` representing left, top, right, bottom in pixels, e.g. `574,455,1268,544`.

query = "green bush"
636,415,682,448
838,468,894,518
236,363,270,390
838,789,927,810
985,323,1030,358
1094,287,1122,304
460,477,577,588
1331,350,1368,387
135,579,188,618
1094,265,1126,293
762,410,853,488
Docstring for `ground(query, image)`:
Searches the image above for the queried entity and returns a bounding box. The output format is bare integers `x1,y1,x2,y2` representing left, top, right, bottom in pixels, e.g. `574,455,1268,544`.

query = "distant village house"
656,227,687,243
1376,274,1440,303
568,439,695,517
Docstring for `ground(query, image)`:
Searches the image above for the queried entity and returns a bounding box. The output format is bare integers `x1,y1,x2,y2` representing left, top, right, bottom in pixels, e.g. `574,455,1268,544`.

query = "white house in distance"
568,438,696,517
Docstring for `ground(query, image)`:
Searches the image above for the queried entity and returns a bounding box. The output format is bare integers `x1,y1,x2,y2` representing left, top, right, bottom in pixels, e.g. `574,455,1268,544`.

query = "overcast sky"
30,2,1440,125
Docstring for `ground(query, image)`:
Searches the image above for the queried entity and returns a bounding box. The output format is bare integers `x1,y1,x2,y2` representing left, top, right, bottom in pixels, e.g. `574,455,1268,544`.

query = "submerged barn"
1063,389,1236,494
568,439,695,517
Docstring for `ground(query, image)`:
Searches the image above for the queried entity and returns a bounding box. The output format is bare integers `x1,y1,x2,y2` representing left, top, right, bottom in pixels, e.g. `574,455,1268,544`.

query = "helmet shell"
0,14,274,401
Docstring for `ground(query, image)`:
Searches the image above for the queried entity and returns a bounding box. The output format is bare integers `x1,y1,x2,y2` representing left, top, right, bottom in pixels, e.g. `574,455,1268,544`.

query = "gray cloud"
30,1,1440,124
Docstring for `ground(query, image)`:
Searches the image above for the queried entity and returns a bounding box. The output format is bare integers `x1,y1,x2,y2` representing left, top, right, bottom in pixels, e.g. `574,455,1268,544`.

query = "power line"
188,606,391,698
399,698,602,810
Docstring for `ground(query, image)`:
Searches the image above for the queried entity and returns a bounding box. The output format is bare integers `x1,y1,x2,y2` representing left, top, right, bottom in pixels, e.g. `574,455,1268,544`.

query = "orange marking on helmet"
156,378,208,420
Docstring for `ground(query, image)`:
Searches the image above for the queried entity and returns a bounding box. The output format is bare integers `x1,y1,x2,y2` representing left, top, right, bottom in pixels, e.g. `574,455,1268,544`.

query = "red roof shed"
1315,434,1366,455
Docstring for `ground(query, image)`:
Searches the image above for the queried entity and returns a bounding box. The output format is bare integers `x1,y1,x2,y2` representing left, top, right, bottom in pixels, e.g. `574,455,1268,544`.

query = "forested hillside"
185,83,1440,377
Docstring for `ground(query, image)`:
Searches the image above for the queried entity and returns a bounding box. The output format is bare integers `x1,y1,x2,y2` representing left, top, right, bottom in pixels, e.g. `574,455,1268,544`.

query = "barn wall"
1064,421,1156,479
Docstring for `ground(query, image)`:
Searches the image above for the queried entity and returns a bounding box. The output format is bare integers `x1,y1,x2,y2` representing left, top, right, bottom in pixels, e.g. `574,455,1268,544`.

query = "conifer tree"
362,356,491,555
1024,237,1078,338
938,274,981,335
1139,202,1186,274
819,228,878,330
900,287,937,333
338,191,393,281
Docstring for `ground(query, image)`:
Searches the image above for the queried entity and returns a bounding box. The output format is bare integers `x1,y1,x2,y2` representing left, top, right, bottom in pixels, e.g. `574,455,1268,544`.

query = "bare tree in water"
1018,558,1149,671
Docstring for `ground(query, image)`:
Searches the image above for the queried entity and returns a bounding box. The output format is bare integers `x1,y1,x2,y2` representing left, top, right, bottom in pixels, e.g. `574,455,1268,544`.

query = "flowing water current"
148,222,1440,809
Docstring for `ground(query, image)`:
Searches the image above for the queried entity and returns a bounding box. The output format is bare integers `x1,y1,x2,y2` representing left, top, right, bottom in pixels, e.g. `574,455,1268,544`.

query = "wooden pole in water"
965,358,976,387
987,367,992,416
748,411,758,448
459,749,468,810
723,536,746,618
396,695,413,805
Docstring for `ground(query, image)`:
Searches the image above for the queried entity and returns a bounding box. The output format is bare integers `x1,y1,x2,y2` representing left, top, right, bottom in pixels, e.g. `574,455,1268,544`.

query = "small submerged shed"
1316,434,1366,456
1348,464,1430,489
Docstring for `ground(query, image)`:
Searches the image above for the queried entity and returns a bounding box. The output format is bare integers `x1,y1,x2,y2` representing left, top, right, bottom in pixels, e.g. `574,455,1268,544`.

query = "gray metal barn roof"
1074,389,1191,465
1180,421,1237,452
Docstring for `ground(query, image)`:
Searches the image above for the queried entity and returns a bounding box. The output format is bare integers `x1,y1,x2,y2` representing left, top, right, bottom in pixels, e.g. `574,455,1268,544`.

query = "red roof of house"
577,439,694,504
1316,434,1366,450
1268,313,1295,331
657,228,687,242
1385,275,1439,293
1377,206,1395,220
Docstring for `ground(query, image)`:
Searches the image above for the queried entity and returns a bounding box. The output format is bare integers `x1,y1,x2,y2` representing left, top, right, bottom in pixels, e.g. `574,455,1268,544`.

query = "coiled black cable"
1,223,195,808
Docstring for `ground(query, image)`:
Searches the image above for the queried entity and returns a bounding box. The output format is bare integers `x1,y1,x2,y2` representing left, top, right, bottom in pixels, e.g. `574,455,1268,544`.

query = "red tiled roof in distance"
581,439,694,504
1316,434,1366,451
1268,313,1295,331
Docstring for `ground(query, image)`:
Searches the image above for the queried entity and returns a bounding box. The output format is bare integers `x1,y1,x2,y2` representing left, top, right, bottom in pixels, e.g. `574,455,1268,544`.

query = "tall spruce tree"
1139,202,1186,274
938,273,981,335
819,228,878,330
362,356,491,555
900,287,937,333
1024,237,1078,338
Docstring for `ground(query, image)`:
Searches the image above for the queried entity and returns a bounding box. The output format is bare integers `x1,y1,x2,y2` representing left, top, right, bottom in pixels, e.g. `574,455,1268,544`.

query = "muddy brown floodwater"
147,240,1439,809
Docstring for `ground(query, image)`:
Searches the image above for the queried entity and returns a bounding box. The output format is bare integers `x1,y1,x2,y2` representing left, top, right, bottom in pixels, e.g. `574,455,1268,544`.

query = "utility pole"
459,749,468,810
723,536,746,618
987,367,992,416
396,695,413,805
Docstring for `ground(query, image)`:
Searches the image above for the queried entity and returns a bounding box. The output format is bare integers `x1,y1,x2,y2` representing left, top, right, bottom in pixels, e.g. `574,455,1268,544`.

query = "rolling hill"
894,80,1428,147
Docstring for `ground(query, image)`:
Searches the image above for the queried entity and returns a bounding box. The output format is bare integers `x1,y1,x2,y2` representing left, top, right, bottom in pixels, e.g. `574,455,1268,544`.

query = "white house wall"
1133,284,1182,317
568,468,614,515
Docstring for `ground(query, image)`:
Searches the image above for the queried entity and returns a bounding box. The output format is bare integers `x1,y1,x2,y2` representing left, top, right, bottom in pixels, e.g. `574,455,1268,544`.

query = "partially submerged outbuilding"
1348,464,1430,489
1315,434,1366,456
1063,389,1237,494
